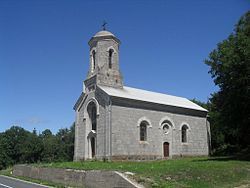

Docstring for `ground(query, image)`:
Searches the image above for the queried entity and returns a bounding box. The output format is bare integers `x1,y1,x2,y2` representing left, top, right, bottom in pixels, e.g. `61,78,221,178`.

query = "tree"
2,126,30,164
190,98,208,110
0,133,12,169
0,126,44,169
41,129,53,138
20,132,43,163
55,123,75,161
205,11,250,151
0,123,75,170
39,124,75,162
40,129,59,162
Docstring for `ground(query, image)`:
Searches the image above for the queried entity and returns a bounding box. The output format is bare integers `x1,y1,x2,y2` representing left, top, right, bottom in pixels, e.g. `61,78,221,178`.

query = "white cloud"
27,117,49,125
13,116,48,126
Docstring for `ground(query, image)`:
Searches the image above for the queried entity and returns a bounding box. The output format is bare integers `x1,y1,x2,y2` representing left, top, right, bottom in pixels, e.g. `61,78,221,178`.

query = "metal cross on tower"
102,21,107,30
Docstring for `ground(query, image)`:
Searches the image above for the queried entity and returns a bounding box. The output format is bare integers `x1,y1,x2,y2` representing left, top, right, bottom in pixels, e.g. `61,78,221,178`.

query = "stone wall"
74,88,112,161
13,165,141,188
74,89,210,161
111,97,209,159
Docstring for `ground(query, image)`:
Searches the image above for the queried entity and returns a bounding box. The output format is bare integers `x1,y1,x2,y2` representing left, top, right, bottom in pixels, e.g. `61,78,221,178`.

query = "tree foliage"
205,11,250,152
0,123,75,170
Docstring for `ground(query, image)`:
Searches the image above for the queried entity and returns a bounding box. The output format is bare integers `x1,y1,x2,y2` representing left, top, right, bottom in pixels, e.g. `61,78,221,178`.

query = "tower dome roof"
94,30,115,37
89,30,120,45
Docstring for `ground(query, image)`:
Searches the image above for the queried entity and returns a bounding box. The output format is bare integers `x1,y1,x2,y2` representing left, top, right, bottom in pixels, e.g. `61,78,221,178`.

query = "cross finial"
102,21,107,31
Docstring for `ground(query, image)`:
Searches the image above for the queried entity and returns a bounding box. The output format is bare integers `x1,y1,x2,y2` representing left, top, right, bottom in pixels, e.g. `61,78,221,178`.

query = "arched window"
181,125,188,143
108,49,114,69
140,121,148,141
92,50,96,71
91,106,97,130
161,120,173,134
87,102,97,131
163,124,170,134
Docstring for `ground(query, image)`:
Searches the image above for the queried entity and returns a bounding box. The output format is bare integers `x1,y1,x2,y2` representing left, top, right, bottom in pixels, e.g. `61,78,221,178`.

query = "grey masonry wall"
74,88,111,161
87,33,123,88
73,30,210,161
74,88,209,161
13,165,140,188
110,98,209,160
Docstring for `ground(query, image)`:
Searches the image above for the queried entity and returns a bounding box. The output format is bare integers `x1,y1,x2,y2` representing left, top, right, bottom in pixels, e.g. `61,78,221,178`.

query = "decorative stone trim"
137,117,152,128
90,47,97,57
180,122,190,144
159,116,175,129
162,123,171,135
179,122,191,130
139,141,149,145
85,97,100,116
87,130,97,139
107,46,117,54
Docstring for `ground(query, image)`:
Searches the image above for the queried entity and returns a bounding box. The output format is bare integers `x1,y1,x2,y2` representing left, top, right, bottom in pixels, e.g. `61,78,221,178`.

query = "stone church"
73,29,210,161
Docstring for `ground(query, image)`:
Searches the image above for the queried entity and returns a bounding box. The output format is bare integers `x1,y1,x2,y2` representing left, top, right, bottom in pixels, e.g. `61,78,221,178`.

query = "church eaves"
98,85,208,112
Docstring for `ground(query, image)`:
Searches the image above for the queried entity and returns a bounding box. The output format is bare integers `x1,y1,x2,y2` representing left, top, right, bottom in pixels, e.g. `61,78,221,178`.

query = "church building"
73,29,210,161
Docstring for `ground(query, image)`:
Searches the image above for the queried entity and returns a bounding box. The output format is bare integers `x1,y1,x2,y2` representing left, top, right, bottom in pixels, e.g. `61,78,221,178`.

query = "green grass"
0,167,12,176
34,157,250,188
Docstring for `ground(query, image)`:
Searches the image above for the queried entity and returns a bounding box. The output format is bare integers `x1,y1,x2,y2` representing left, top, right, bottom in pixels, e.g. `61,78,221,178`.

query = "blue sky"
0,0,249,133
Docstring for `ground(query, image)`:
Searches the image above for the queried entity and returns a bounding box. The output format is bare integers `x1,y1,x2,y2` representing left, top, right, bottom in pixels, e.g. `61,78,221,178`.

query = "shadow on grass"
192,155,250,162
192,147,250,162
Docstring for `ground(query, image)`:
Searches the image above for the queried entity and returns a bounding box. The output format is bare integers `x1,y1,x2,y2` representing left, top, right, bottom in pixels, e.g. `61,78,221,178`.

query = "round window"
163,124,170,134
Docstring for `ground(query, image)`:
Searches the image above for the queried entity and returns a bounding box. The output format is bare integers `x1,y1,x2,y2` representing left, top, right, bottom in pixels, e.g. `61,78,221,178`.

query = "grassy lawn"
34,157,250,188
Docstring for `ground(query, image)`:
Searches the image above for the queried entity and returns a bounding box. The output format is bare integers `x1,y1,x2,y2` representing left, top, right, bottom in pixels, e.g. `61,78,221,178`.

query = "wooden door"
163,142,169,157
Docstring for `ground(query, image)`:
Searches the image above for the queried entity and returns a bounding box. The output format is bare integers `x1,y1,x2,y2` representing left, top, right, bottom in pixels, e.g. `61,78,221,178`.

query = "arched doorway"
87,101,97,159
163,142,169,157
91,137,95,157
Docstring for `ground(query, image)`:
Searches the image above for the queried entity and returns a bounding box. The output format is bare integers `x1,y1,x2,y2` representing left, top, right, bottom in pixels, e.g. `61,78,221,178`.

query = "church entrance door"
87,101,97,159
91,137,95,157
163,142,169,157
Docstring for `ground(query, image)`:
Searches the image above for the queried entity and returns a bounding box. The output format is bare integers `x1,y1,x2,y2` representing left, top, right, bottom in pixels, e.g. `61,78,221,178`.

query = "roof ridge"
123,86,187,100
98,85,207,112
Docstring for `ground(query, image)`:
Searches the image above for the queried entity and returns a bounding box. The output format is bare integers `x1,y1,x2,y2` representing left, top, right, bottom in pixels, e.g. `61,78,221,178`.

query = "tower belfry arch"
84,29,123,91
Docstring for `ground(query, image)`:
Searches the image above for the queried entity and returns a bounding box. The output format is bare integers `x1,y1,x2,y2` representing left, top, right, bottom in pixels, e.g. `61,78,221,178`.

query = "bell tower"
84,29,123,92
